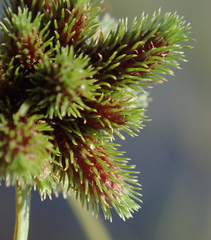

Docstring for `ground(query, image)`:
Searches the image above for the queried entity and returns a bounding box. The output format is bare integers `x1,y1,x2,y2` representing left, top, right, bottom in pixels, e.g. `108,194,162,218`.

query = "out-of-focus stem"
67,195,114,240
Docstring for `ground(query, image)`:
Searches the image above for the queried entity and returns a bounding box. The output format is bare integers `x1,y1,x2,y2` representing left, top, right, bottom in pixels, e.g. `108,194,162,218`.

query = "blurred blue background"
0,0,211,239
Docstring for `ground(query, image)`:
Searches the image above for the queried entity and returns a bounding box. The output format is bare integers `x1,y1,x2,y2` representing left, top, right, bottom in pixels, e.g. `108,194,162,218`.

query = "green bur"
0,1,192,239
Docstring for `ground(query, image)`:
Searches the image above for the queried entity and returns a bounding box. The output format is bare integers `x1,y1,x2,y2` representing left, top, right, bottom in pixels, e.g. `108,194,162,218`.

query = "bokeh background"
0,0,211,239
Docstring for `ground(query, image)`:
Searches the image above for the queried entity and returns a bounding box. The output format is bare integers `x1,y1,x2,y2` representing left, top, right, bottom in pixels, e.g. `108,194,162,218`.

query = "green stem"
67,195,114,240
13,182,31,240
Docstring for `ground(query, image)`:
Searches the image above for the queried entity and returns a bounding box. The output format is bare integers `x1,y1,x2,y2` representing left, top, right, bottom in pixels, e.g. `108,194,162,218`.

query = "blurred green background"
0,0,211,239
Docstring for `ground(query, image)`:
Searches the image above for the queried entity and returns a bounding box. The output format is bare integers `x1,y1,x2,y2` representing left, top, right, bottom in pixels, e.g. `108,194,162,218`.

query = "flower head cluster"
0,0,192,220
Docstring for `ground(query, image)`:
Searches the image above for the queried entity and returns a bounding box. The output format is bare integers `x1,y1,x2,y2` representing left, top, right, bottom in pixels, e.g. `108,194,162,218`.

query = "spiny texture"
0,113,54,190
0,0,192,220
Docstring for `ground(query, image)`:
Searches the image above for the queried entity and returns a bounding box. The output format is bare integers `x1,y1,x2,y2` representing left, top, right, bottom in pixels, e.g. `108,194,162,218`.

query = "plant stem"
67,195,114,240
13,182,31,240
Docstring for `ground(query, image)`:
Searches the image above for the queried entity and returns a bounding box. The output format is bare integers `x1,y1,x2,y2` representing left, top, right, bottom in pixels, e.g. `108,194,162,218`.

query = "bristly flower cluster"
0,0,192,220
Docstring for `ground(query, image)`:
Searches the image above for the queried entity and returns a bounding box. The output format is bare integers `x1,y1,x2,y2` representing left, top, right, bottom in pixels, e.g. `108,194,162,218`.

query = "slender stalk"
67,196,114,240
13,182,31,240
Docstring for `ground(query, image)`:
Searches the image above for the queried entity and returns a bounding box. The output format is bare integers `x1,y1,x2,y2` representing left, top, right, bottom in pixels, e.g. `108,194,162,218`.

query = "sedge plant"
0,0,192,239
